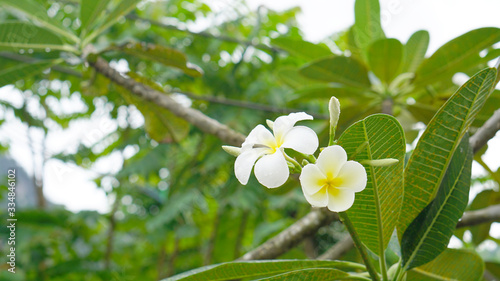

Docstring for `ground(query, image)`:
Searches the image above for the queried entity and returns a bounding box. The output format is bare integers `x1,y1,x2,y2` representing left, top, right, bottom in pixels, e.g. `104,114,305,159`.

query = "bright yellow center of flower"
318,174,343,196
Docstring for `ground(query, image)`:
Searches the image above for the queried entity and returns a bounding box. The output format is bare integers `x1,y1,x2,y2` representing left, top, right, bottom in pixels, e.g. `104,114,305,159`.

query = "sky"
0,0,500,214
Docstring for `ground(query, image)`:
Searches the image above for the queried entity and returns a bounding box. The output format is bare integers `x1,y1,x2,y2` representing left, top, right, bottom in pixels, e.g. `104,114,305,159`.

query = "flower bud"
222,145,241,157
266,119,274,130
329,96,341,145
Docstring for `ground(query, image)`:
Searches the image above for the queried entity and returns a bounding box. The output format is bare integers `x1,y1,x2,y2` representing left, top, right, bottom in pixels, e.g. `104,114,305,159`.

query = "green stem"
283,152,302,172
338,212,381,281
391,262,403,281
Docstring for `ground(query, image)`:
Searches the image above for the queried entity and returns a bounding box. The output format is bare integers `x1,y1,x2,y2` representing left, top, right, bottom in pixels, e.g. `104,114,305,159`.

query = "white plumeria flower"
299,145,367,212
235,112,319,188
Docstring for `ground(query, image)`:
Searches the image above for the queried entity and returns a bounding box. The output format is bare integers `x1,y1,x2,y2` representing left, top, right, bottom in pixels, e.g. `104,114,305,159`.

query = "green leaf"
254,268,348,281
119,42,203,77
83,0,142,45
162,260,364,281
468,189,500,245
1,0,79,43
337,114,405,255
398,68,497,240
271,37,332,60
80,0,111,37
353,0,385,60
293,84,373,101
406,249,484,281
0,60,56,87
414,28,500,86
299,56,371,88
367,38,403,83
402,30,429,73
275,68,315,89
402,135,472,270
474,89,500,127
119,72,190,142
0,22,73,52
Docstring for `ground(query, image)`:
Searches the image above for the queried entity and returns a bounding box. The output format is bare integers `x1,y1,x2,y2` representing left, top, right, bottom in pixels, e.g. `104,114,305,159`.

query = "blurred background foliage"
0,0,499,280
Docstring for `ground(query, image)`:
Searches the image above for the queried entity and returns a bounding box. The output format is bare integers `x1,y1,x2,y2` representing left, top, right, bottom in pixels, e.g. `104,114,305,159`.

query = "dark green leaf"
254,268,348,281
402,135,472,270
398,68,497,240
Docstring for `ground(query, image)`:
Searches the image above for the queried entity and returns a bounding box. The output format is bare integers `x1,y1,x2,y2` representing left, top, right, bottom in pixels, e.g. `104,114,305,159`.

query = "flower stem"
338,212,381,281
283,152,302,172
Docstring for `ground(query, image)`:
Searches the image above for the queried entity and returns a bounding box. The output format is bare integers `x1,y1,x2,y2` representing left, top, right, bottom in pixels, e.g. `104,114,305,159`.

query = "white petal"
281,126,319,155
300,164,326,195
254,151,289,188
327,189,355,212
243,124,276,149
316,145,347,177
302,185,328,207
273,112,313,144
336,161,368,192
234,148,267,185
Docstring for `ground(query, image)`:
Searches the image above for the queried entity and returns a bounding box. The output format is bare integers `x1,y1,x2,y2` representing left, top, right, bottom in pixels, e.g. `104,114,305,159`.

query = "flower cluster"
223,98,368,213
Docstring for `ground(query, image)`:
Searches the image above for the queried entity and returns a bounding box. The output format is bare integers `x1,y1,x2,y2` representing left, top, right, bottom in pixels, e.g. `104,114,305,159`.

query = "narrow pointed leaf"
299,56,371,88
271,37,332,60
353,0,385,60
402,30,429,73
119,42,203,77
398,68,497,240
0,60,56,87
367,38,403,83
2,0,79,43
80,0,111,37
414,28,500,86
255,268,348,281
402,135,472,270
406,249,484,281
162,260,364,281
0,22,72,52
337,114,405,255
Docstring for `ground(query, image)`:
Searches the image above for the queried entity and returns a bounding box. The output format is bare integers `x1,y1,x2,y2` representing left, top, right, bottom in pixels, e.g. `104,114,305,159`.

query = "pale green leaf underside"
367,38,403,83
398,68,497,240
406,249,484,281
299,56,371,88
0,60,56,88
402,135,472,270
338,114,405,255
271,37,332,60
0,22,72,52
1,0,78,43
415,28,500,86
254,268,348,281
162,260,364,281
402,30,429,73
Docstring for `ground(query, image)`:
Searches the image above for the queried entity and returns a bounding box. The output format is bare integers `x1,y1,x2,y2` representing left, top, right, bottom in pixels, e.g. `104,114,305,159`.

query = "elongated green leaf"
398,68,497,241
367,38,403,83
255,268,348,281
276,68,315,89
353,0,385,60
406,249,484,281
402,135,472,270
337,114,405,255
162,260,364,281
2,0,79,43
0,22,72,52
120,43,203,77
0,60,56,87
415,28,500,86
299,56,371,88
80,0,111,37
271,38,332,60
402,30,429,73
83,0,142,44
121,72,190,142
474,89,500,127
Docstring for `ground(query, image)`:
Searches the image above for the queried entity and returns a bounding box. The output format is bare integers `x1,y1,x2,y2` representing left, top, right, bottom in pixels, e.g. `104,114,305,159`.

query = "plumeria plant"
168,64,497,280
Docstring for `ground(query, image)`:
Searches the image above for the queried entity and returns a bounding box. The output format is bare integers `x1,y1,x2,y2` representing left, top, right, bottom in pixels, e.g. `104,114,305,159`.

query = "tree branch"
88,56,246,146
456,204,500,228
238,208,337,260
470,109,500,154
317,235,354,260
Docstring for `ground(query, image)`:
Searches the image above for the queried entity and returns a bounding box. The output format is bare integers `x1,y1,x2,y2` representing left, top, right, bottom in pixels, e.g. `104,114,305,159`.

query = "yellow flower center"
318,174,343,196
